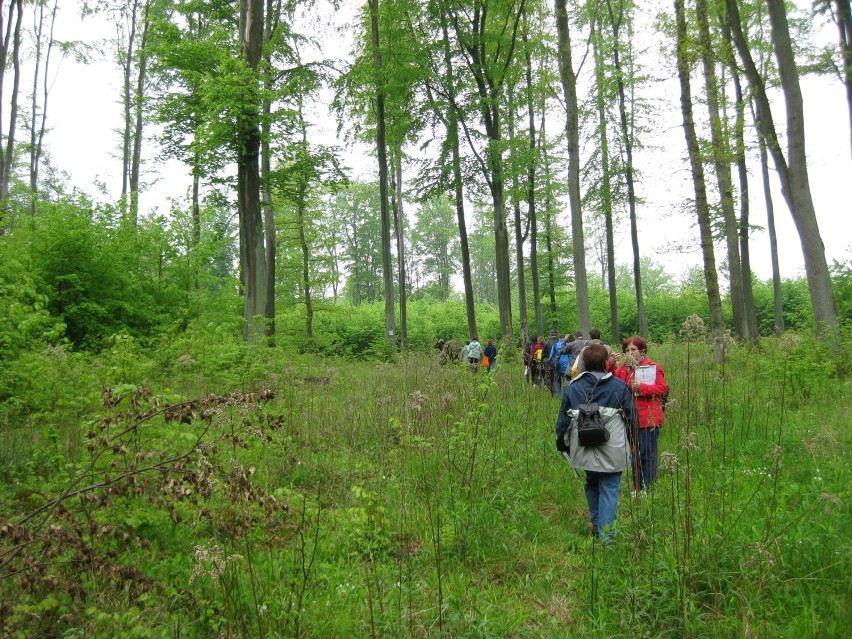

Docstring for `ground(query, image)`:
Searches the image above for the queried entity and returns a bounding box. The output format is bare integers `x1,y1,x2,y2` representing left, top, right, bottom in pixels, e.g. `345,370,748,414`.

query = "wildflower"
660,451,679,471
682,432,700,452
680,314,707,340
189,544,243,585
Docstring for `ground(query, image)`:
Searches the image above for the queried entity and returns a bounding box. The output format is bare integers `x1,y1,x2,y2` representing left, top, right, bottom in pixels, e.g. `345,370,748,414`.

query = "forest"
1,0,851,637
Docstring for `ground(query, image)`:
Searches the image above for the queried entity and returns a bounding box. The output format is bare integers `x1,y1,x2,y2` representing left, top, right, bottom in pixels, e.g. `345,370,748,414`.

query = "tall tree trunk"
507,84,530,345
605,0,646,338
726,26,759,341
0,0,24,214
391,150,408,349
129,3,150,226
755,101,784,334
261,100,276,342
542,144,557,321
487,143,514,338
554,0,590,334
592,16,619,344
238,0,268,340
696,0,748,340
451,3,520,339
675,0,726,363
369,0,396,350
120,0,138,218
523,16,543,339
262,0,282,342
766,0,839,340
295,154,313,339
835,0,852,161
29,0,58,217
726,0,838,342
438,10,477,338
191,148,201,247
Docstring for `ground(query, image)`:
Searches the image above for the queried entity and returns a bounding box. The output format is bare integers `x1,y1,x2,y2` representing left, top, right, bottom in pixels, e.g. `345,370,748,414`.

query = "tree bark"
507,84,530,346
605,0,645,338
755,101,784,334
437,6,477,338
0,0,24,214
391,149,408,349
592,14,619,344
29,0,59,217
369,0,396,350
238,0,268,340
523,14,543,339
554,0,590,335
720,13,759,340
675,0,727,363
696,0,748,340
129,3,150,226
726,0,838,342
834,0,852,161
451,2,521,339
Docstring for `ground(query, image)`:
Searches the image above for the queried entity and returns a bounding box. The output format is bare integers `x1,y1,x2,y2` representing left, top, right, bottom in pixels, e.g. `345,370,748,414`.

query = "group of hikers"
523,328,612,396
437,328,669,544
434,336,498,372
545,330,669,543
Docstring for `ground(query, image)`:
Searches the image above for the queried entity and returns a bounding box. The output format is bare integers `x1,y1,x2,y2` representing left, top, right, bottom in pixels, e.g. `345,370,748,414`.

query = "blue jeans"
584,471,622,540
634,427,660,490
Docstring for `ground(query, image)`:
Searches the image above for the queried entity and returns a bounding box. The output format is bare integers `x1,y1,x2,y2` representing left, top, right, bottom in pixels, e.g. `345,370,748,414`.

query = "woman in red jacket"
614,336,668,491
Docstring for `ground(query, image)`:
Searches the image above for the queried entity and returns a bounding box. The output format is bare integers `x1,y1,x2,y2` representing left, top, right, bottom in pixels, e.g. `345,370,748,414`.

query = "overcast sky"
38,0,852,285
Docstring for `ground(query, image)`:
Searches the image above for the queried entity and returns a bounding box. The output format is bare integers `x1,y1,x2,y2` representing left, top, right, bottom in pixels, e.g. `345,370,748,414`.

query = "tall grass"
0,335,849,637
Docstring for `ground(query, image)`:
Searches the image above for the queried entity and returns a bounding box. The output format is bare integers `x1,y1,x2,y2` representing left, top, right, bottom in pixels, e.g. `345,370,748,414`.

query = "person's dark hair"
622,335,648,354
589,328,602,340
574,331,584,339
583,343,609,372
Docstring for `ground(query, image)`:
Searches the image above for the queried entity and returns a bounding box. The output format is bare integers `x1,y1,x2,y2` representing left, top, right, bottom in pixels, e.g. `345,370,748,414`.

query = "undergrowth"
0,334,849,637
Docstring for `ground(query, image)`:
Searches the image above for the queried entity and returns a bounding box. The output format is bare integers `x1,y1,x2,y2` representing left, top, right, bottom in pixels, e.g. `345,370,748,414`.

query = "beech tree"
449,0,526,339
28,0,61,218
816,0,852,160
0,0,23,216
236,0,268,339
695,0,749,340
589,6,619,343
554,0,591,335
726,0,839,342
418,0,479,338
603,0,644,338
674,0,726,362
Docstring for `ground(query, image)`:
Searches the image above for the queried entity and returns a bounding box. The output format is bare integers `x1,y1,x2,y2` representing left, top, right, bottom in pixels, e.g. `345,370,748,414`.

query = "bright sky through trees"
39,0,852,285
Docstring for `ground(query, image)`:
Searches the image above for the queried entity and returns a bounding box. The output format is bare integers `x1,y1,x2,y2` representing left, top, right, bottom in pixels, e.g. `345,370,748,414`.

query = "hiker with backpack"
556,343,637,541
614,336,669,492
549,333,573,397
482,339,497,372
465,336,483,372
529,336,545,386
541,329,560,391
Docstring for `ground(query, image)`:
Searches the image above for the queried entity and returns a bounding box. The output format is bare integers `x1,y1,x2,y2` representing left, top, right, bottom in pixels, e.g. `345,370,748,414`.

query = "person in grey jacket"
556,343,637,540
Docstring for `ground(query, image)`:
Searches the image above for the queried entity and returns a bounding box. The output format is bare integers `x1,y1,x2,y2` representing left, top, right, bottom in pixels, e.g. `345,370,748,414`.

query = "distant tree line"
0,0,849,360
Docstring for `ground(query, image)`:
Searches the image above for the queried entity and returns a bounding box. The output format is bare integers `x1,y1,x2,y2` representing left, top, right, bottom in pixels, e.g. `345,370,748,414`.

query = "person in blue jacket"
556,343,637,541
549,333,572,396
483,339,497,372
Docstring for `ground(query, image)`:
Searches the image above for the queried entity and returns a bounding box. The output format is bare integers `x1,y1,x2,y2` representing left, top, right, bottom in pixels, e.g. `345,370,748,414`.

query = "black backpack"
576,379,610,447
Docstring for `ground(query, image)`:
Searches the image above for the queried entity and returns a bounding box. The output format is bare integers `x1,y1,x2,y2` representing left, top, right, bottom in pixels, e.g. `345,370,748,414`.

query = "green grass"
1,336,850,637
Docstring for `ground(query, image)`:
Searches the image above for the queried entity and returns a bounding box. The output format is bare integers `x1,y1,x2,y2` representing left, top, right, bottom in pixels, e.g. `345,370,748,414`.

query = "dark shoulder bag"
576,378,610,447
